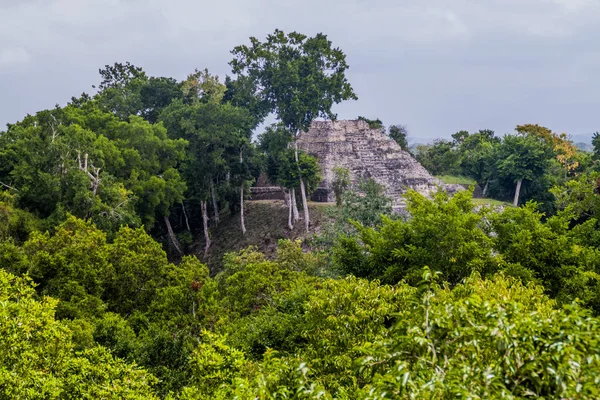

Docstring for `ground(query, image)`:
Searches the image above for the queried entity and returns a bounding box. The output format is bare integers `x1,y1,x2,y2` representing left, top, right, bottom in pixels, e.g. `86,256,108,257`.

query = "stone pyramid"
297,120,448,210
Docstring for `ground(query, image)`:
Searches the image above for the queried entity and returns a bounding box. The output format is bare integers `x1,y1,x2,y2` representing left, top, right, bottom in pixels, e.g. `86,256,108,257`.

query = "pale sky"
0,0,599,142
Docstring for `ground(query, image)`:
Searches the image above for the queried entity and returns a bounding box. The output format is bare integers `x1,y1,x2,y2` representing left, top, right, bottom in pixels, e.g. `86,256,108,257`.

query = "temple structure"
296,119,456,210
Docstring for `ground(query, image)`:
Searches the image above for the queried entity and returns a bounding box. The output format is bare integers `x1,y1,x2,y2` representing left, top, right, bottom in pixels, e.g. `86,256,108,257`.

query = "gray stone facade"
297,120,453,210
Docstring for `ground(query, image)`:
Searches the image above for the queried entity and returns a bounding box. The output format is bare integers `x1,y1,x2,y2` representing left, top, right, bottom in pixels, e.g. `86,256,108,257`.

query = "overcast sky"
0,0,598,142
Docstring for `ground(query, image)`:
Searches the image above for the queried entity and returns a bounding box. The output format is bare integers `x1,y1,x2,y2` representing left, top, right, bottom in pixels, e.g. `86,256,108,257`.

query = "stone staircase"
297,120,450,210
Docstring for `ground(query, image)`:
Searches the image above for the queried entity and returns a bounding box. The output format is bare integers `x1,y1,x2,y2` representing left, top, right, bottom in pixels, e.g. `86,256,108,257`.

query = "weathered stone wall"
297,120,452,210
249,186,285,201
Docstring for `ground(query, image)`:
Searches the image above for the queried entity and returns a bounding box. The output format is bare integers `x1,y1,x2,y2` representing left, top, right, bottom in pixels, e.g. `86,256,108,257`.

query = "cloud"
0,47,31,68
0,0,599,139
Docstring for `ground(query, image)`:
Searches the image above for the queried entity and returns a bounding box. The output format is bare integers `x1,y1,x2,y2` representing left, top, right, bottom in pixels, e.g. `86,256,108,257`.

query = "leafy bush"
0,269,157,399
333,189,496,285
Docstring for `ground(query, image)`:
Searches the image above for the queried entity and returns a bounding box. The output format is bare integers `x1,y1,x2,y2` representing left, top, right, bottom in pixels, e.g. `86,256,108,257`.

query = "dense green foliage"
4,180,600,398
415,125,589,210
388,124,409,150
0,269,158,399
0,102,186,237
7,216,600,398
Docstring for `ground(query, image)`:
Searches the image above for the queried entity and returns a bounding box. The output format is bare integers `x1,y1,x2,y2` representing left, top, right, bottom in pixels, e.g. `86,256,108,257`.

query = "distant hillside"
571,133,594,152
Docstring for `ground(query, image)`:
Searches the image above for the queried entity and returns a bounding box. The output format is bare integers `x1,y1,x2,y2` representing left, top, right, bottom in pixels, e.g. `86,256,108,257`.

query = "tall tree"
458,130,500,195
516,124,579,174
160,96,254,252
258,124,296,224
94,62,148,120
230,29,357,232
277,149,321,230
95,62,183,124
416,139,461,176
495,134,553,206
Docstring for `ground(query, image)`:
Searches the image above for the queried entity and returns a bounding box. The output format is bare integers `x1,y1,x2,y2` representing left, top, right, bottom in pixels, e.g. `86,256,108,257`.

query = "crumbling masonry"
296,120,457,210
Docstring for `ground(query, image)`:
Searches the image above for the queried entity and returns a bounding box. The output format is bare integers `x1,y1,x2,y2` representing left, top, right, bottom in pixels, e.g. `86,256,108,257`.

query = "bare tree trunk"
210,181,220,226
513,179,522,207
291,187,300,222
240,183,247,235
299,177,310,233
294,140,310,232
50,114,59,143
282,187,289,207
77,152,101,195
287,190,294,230
482,181,489,197
88,167,101,195
164,215,183,255
201,201,211,255
181,202,191,232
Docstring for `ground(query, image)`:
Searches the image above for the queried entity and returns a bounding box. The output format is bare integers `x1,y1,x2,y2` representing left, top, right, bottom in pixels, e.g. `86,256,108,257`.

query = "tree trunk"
294,140,310,233
164,215,183,255
210,181,220,226
201,201,211,255
299,177,310,233
282,187,289,207
513,179,522,207
482,181,489,197
287,190,293,230
181,202,191,232
291,187,300,221
240,183,247,235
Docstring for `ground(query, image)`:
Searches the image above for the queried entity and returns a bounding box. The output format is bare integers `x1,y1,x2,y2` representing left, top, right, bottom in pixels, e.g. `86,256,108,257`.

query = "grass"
472,198,512,207
435,175,477,185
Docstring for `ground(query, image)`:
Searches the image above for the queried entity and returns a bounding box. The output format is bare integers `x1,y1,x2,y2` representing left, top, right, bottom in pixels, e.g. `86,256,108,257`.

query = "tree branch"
0,181,19,192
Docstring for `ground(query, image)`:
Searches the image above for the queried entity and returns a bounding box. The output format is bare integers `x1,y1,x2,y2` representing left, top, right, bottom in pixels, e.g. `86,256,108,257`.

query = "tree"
331,167,350,206
315,178,393,254
0,101,187,250
388,124,408,150
415,139,461,176
277,149,322,230
228,136,258,235
258,124,299,225
182,68,227,105
139,77,183,123
95,62,184,124
333,189,496,285
451,129,470,144
458,130,499,195
0,190,39,243
592,132,600,161
160,96,255,252
95,62,146,91
516,124,580,174
230,29,357,232
94,62,148,120
0,269,158,399
258,123,294,185
551,171,600,223
495,134,553,206
355,273,600,399
358,116,384,131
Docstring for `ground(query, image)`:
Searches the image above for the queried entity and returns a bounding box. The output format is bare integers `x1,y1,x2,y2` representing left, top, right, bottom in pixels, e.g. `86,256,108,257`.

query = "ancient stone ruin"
296,119,455,210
